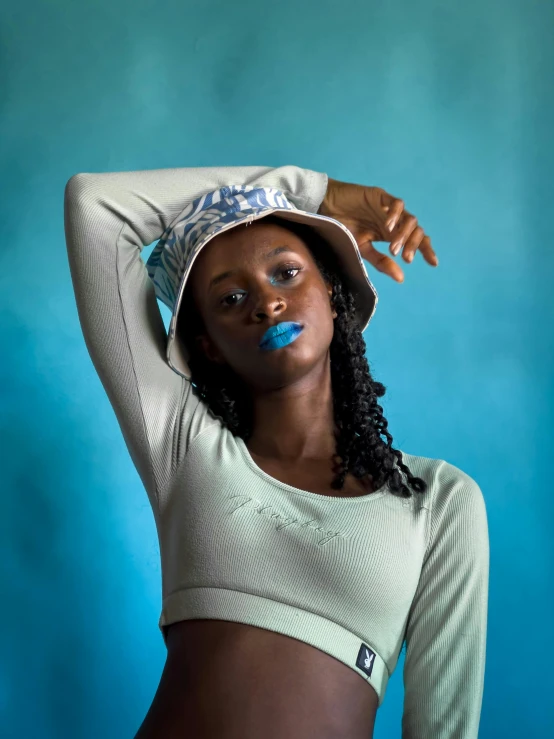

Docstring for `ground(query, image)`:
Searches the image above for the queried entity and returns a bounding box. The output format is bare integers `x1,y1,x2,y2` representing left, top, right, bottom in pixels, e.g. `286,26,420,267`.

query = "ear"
326,283,337,319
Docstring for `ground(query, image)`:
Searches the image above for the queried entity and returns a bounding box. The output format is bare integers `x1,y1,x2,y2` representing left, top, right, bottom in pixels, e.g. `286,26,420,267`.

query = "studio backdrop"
1,0,552,737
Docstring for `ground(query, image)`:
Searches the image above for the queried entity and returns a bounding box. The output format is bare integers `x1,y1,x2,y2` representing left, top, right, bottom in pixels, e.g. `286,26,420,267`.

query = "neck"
246,355,336,463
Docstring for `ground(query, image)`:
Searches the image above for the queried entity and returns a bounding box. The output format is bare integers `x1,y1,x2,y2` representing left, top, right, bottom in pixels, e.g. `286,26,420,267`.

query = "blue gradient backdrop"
1,1,552,737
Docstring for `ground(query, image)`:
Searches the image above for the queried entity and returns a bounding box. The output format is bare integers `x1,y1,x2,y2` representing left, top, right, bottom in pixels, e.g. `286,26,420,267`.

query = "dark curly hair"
178,215,427,499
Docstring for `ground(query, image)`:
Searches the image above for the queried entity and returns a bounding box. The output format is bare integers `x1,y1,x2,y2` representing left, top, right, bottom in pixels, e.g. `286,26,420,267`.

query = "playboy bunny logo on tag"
356,643,376,678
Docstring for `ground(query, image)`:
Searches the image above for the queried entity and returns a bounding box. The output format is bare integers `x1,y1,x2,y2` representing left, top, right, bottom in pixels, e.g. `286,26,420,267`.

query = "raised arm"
401,462,490,738
63,165,328,510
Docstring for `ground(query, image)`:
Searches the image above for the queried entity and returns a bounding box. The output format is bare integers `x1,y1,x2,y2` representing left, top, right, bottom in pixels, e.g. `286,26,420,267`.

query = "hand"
318,177,438,283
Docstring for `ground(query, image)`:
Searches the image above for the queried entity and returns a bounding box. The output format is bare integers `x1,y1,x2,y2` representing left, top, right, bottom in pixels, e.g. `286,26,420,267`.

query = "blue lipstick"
259,322,304,352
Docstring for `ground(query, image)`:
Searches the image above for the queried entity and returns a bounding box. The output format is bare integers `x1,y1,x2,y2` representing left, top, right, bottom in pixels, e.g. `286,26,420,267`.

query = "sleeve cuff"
302,170,328,214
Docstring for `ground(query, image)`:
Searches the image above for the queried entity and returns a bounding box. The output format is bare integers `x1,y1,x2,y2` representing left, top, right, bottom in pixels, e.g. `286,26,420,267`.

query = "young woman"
64,165,489,739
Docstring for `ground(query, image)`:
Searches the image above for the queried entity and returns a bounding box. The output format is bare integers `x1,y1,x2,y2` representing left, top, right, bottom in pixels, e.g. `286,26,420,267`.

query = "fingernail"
388,219,397,232
391,243,401,256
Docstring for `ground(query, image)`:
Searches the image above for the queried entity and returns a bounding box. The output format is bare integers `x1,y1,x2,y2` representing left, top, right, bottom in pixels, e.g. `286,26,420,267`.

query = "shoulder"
397,450,488,533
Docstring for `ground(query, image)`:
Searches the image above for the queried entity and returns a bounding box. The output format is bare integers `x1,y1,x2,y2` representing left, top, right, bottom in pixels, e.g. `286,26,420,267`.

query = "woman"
64,165,489,739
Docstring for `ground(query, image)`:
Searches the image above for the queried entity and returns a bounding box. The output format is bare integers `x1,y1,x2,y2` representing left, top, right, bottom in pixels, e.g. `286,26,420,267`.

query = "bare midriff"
133,466,380,739
133,620,379,739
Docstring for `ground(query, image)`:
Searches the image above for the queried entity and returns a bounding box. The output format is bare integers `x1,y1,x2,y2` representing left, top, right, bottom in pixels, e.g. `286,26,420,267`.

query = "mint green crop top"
63,164,489,738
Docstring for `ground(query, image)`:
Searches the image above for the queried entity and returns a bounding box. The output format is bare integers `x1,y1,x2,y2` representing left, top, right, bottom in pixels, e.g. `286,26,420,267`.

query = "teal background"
1,1,553,737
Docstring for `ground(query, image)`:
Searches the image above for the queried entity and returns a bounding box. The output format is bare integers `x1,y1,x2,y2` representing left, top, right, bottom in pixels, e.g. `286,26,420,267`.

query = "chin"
240,343,330,392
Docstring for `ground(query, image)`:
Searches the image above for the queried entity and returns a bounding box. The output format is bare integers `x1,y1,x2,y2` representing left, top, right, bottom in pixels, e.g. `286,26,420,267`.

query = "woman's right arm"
63,165,328,510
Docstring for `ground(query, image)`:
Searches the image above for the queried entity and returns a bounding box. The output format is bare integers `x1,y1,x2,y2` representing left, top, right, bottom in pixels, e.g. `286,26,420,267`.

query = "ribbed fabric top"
63,165,489,738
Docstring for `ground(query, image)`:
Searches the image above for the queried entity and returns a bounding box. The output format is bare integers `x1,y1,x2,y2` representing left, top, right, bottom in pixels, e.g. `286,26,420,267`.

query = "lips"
259,321,303,349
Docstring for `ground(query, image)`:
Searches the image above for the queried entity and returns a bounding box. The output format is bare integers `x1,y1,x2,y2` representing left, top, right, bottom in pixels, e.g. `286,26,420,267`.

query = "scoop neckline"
236,435,389,503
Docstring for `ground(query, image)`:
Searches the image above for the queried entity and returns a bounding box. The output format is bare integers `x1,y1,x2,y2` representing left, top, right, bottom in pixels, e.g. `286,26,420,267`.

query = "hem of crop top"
158,586,390,707
234,434,393,502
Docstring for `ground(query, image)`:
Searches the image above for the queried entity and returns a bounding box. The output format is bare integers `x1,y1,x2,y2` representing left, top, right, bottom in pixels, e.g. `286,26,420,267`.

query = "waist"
134,618,378,739
158,586,390,704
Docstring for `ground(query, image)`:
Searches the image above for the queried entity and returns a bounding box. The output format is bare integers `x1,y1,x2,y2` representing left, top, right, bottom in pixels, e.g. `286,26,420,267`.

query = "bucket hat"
145,184,378,380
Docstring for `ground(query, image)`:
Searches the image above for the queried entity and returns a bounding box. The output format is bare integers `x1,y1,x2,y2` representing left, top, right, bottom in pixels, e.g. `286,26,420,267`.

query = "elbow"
64,172,94,205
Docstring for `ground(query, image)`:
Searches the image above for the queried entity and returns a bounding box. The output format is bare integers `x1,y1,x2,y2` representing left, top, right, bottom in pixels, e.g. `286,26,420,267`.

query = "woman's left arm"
401,463,490,738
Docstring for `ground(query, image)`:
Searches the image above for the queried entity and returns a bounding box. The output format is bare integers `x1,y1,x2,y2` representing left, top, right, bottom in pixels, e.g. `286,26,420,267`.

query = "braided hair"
178,215,427,499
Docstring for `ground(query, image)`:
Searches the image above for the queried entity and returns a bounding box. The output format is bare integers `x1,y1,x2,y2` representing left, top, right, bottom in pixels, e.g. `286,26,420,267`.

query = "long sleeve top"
63,164,489,738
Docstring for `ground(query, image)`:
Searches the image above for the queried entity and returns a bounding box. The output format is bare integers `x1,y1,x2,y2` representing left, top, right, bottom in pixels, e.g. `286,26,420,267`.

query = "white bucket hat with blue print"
146,184,378,380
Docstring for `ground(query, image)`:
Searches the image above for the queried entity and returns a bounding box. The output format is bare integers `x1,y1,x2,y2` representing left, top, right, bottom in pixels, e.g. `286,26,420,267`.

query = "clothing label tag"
356,643,376,678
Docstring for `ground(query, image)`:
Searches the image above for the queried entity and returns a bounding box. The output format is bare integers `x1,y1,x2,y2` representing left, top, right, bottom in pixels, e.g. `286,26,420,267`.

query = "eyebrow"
208,246,297,291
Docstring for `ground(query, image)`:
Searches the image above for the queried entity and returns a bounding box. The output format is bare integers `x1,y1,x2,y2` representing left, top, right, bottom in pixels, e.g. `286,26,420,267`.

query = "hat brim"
168,208,378,380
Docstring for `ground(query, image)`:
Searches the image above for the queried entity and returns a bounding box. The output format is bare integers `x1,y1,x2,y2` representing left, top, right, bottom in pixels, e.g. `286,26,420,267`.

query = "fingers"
363,189,439,280
402,229,438,265
417,235,439,266
403,226,425,262
390,212,417,255
384,196,404,232
389,211,438,266
361,241,405,283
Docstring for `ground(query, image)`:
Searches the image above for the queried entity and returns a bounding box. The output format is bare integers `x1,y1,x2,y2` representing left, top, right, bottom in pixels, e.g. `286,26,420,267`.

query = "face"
186,219,337,392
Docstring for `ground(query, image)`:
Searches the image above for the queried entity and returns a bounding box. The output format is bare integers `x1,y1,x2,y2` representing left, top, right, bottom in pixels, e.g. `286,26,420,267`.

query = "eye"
279,266,302,280
220,264,303,308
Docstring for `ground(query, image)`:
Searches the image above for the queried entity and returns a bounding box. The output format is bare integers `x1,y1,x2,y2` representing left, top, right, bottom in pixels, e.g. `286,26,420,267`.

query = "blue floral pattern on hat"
146,185,297,313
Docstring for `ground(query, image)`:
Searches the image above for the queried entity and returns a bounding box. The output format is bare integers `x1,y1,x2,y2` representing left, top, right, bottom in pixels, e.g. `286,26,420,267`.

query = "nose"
250,286,288,321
